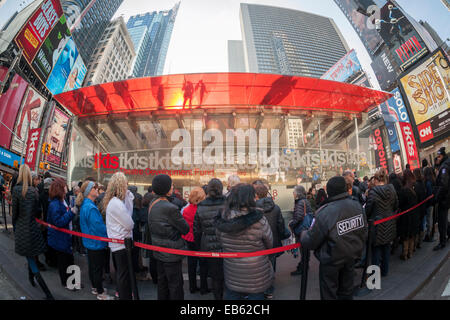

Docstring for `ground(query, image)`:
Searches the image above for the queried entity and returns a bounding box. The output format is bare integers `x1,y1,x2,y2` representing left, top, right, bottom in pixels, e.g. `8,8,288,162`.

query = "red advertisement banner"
14,0,64,64
25,128,41,171
399,122,420,169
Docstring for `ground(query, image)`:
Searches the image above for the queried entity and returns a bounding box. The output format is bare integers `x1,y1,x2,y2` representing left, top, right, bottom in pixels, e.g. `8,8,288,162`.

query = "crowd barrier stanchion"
299,246,310,300
359,218,374,289
124,238,140,300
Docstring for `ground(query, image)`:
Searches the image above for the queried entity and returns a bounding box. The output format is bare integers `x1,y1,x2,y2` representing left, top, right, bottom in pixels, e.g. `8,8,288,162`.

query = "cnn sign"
25,128,41,171
418,122,434,143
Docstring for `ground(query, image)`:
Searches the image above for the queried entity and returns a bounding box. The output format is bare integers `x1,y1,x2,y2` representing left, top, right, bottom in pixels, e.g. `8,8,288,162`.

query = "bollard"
124,238,140,300
299,246,310,300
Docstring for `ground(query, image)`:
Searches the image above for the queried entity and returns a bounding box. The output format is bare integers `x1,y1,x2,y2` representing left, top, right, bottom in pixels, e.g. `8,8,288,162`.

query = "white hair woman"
12,164,54,300
103,172,135,300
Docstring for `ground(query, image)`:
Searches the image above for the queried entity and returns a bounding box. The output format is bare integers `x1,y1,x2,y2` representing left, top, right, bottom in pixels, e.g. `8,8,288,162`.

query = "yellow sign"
400,50,450,125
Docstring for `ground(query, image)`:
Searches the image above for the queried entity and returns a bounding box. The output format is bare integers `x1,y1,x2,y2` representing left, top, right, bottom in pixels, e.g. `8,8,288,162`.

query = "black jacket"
397,187,420,239
193,196,225,252
168,194,187,211
215,208,273,294
256,197,290,256
300,192,367,266
414,181,427,221
365,184,398,246
289,196,313,239
435,156,450,207
12,183,46,257
148,197,189,262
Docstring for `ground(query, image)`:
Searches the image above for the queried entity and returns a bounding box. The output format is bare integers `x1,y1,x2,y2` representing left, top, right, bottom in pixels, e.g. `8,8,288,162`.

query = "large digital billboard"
399,48,450,146
10,86,46,154
44,107,70,166
371,47,399,90
375,1,428,71
321,49,362,82
0,71,29,150
13,0,86,95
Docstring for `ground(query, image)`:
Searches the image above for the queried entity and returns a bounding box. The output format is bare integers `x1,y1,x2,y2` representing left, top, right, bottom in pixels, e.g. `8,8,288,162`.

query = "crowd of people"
6,146,450,300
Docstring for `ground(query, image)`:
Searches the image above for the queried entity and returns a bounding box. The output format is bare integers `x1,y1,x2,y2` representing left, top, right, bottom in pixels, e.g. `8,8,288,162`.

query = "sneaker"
115,291,119,298
92,288,107,295
97,293,115,300
264,293,273,300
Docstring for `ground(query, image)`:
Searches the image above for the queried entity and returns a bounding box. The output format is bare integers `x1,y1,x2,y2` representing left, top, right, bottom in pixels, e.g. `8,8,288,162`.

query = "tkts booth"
54,73,392,212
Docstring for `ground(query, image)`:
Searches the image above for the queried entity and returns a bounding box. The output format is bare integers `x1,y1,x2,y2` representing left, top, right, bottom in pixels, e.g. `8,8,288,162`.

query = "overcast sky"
1,0,449,90
111,0,449,90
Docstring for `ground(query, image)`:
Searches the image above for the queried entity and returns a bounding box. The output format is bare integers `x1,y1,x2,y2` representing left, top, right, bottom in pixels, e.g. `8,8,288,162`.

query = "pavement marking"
442,279,450,297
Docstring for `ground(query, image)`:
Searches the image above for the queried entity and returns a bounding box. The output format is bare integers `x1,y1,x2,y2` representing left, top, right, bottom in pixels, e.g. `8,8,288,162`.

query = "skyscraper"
228,40,246,72
126,2,180,77
62,0,123,67
239,3,349,78
84,17,135,86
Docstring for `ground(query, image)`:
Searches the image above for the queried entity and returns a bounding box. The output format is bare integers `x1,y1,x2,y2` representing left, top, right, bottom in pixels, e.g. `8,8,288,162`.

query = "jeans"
371,244,390,276
423,206,433,237
208,258,224,300
186,241,208,291
55,250,74,287
225,287,265,300
112,249,133,300
265,256,277,295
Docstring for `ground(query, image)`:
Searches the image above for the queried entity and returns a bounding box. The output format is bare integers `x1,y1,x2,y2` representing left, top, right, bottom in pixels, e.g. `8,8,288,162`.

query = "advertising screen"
371,48,398,90
321,50,362,82
0,72,29,149
10,87,46,154
62,55,87,92
61,0,96,32
13,0,64,64
44,107,70,166
333,0,384,56
399,49,450,145
376,1,428,71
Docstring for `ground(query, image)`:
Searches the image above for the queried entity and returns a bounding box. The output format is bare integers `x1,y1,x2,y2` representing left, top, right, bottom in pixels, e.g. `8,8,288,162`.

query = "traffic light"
39,162,44,169
13,160,19,168
39,162,50,170
42,143,47,154
46,143,51,155
45,163,50,170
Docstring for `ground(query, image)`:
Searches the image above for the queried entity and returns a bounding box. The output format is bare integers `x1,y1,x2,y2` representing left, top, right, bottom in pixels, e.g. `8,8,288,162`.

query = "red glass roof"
54,73,392,117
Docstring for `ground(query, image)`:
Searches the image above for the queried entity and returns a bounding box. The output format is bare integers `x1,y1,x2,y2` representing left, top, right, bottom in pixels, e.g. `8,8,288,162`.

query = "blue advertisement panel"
0,147,24,168
382,87,411,123
386,121,400,153
46,36,80,95
62,54,87,92
321,50,362,82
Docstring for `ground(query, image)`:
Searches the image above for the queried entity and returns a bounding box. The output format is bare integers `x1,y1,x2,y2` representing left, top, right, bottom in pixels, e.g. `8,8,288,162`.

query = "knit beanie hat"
326,176,348,198
437,147,446,157
152,174,172,196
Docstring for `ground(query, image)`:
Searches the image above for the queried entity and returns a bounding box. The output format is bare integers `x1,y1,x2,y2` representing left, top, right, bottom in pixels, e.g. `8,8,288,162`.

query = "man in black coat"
433,147,450,250
148,174,189,300
301,176,367,300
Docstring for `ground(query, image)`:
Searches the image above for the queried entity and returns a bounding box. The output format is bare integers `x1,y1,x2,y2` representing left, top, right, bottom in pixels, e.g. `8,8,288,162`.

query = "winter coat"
425,180,434,209
148,196,189,262
216,208,274,294
256,197,290,257
301,192,367,266
397,187,420,240
365,184,398,246
47,198,74,254
12,183,46,257
106,194,134,253
193,196,226,252
80,198,108,251
414,181,427,221
182,203,197,243
435,156,450,207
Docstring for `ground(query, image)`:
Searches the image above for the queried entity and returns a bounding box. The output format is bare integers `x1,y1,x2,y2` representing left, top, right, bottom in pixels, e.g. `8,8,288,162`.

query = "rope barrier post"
124,238,140,300
360,219,374,289
299,246,310,300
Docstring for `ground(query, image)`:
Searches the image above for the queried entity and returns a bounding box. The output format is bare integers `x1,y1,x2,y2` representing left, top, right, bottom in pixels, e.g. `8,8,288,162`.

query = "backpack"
294,199,314,236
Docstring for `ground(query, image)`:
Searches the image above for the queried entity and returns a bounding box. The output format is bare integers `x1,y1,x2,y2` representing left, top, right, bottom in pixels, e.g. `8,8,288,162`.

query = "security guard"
301,176,367,300
433,147,450,251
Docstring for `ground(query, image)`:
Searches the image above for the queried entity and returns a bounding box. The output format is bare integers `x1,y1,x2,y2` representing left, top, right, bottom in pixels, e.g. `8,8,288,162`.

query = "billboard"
25,128,42,171
399,48,450,146
13,0,64,64
62,55,87,92
0,72,29,149
10,87,46,154
13,0,86,95
44,107,70,166
0,147,24,168
61,0,96,32
321,49,362,82
375,1,428,71
333,0,384,56
371,47,398,90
